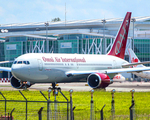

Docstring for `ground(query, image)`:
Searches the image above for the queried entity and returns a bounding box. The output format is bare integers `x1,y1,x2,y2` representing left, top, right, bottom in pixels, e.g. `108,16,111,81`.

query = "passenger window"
17,61,22,64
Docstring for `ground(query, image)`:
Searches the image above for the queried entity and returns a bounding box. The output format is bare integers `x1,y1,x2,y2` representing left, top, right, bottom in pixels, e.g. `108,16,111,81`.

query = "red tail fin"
107,12,131,59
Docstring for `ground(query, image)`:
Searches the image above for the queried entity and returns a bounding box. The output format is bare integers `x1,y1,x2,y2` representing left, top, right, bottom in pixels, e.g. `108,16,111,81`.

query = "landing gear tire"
52,82,56,89
48,82,61,91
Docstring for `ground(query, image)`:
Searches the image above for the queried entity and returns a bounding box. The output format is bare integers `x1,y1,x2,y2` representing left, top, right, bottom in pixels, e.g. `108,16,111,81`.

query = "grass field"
0,90,150,120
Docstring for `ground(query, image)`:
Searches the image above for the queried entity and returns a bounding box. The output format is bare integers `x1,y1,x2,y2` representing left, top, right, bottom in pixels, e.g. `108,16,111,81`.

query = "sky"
0,0,150,24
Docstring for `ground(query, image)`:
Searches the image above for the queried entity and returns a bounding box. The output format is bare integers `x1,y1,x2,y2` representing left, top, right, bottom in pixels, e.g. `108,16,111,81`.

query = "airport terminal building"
1,16,150,79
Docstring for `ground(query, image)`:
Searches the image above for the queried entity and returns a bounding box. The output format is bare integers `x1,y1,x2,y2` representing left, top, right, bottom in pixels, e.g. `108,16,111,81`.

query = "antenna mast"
65,3,66,25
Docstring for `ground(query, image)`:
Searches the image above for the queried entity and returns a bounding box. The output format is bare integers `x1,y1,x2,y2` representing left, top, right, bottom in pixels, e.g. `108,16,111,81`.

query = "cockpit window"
23,61,27,64
13,61,17,64
17,61,22,64
13,61,30,65
27,61,30,64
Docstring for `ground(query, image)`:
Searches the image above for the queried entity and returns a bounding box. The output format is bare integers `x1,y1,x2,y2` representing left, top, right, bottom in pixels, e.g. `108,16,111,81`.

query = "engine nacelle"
87,73,112,88
10,76,32,89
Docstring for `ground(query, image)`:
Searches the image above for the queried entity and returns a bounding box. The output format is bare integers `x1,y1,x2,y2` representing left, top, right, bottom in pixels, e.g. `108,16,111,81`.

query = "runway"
0,81,150,92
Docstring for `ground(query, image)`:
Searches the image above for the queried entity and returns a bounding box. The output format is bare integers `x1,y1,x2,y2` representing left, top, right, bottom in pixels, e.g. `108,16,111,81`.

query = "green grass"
0,90,150,120
0,85,12,87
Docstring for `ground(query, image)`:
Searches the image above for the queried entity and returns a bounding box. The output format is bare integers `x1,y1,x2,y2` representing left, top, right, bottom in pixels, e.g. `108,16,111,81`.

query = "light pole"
48,89,52,120
131,18,136,80
130,89,135,120
45,22,49,53
76,36,79,54
111,89,116,120
130,89,135,105
90,89,94,120
69,89,73,120
131,18,136,51
102,19,106,54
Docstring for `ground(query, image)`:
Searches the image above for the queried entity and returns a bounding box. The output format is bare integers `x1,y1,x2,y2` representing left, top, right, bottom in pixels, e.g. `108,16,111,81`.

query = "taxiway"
0,82,150,92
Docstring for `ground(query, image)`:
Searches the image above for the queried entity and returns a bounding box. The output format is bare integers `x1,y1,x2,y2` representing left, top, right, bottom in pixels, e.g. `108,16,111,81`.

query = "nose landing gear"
49,82,61,91
48,82,61,96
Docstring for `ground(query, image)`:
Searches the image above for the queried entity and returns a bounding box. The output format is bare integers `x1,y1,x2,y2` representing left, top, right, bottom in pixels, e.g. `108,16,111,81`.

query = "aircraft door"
76,62,79,69
145,72,149,78
37,59,43,71
113,60,117,69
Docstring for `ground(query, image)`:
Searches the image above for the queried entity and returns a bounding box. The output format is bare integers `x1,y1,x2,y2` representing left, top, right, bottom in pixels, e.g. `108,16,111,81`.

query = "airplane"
113,74,125,82
128,48,150,79
1,12,150,90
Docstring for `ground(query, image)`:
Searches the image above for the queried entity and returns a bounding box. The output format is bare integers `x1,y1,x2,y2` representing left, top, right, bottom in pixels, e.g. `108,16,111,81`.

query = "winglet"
107,12,131,59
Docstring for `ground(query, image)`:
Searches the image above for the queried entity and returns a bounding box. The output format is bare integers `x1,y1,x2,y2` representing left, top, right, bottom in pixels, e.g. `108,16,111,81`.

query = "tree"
51,17,61,22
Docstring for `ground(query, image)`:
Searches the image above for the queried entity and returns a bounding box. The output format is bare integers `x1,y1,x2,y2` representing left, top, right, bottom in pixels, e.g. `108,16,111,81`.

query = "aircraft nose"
11,65,22,78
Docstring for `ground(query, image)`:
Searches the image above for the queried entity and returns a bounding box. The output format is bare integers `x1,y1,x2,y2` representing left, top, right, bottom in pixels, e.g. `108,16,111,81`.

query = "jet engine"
87,73,112,88
10,76,33,89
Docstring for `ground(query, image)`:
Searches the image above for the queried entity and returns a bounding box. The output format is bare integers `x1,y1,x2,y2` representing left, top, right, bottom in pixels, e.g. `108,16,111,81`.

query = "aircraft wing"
122,61,150,68
66,70,99,77
105,67,150,74
0,67,11,72
66,67,150,78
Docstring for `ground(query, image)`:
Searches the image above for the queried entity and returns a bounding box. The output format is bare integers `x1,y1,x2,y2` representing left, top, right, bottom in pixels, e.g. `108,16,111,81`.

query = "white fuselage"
133,70,150,79
128,48,150,79
11,53,128,83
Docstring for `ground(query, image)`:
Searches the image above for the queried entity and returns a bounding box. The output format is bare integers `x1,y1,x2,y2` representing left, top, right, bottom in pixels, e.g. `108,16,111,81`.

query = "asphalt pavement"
1,81,150,92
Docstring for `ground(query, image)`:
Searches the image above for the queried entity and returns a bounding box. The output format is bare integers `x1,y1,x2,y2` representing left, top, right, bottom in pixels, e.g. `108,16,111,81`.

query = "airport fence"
0,89,150,120
0,89,72,120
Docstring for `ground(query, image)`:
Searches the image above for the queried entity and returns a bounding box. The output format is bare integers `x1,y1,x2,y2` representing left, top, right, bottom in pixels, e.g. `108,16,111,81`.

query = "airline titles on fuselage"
42,57,86,63
42,56,113,72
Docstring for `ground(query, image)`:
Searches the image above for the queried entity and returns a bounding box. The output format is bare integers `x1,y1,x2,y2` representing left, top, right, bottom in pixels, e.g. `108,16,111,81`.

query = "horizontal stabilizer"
0,67,11,72
122,61,150,67
0,61,13,64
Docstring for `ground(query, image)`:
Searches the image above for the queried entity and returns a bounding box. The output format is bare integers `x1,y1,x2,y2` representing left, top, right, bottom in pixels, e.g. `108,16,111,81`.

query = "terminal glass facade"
1,33,150,78
0,42,5,61
4,42,23,61
0,34,112,65
134,39,150,64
